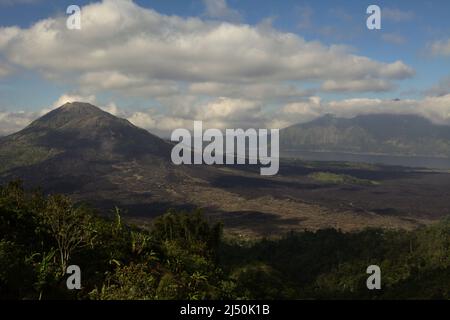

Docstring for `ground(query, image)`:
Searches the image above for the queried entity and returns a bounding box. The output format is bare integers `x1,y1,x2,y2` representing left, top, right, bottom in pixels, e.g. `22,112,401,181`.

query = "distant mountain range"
280,114,450,158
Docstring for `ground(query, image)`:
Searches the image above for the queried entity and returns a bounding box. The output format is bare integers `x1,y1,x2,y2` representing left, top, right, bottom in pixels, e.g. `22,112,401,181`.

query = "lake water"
281,150,450,170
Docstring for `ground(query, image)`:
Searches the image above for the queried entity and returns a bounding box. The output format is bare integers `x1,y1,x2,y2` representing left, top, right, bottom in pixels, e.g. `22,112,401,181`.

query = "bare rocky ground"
69,157,446,238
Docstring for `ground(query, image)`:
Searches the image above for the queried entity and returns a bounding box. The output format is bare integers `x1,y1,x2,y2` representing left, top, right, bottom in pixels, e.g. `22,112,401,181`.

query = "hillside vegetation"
1,181,450,300
308,172,379,185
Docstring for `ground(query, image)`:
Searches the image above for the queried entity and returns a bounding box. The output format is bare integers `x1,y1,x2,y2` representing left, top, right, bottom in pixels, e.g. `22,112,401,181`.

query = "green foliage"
152,209,222,256
0,142,61,173
39,195,96,274
1,180,450,300
309,172,379,185
230,263,291,299
220,226,450,299
0,182,225,300
90,263,158,300
0,240,35,299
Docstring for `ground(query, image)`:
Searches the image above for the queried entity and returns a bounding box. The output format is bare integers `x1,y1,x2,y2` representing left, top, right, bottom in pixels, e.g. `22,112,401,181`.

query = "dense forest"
1,180,450,300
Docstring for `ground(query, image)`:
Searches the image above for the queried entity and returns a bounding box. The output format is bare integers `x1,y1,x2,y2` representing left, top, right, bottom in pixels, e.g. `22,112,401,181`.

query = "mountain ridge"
280,113,450,157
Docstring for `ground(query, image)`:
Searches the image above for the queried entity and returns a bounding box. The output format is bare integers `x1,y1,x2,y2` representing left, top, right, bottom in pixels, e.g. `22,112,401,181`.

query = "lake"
281,150,450,170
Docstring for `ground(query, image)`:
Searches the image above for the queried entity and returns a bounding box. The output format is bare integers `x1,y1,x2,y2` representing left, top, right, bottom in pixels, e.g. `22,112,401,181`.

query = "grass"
308,171,380,186
0,144,60,173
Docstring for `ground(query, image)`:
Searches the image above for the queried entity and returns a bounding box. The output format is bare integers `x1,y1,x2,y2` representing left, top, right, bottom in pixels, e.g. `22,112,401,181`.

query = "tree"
39,195,95,274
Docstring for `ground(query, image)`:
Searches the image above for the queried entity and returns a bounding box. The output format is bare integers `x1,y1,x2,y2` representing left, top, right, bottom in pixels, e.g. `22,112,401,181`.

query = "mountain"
0,102,170,171
280,114,450,157
0,102,187,209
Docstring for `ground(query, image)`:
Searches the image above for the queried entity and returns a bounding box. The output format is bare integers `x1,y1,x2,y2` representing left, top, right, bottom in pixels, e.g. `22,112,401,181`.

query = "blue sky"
0,0,449,136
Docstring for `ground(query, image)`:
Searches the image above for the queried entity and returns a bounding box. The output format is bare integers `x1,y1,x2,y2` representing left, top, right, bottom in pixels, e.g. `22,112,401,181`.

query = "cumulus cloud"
0,0,413,98
3,92,450,138
128,111,190,134
124,93,450,137
0,110,36,135
35,93,98,115
321,79,394,93
101,102,120,116
78,71,180,97
51,94,96,109
188,82,314,101
278,94,450,127
0,0,427,137
127,97,266,136
278,96,322,124
49,93,121,116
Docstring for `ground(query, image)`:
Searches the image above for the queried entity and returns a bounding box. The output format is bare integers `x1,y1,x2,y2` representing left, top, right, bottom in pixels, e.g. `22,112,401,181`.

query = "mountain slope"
0,102,232,219
280,114,450,157
0,102,172,173
0,102,178,194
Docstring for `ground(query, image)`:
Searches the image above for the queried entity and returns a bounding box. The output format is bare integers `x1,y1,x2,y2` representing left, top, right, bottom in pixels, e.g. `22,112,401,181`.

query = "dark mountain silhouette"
280,114,450,157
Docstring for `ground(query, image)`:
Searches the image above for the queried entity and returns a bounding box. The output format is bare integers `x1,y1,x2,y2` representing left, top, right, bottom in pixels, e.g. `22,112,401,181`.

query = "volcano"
0,102,189,212
0,102,170,165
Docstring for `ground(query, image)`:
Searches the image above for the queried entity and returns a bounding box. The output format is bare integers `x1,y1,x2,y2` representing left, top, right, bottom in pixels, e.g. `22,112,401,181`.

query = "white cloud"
196,98,261,121
48,93,121,116
128,111,189,133
279,94,450,127
0,110,35,135
78,71,180,97
51,94,96,109
36,93,97,115
127,97,265,136
0,0,413,97
321,79,394,93
3,93,450,138
0,27,19,48
279,96,322,123
101,102,120,116
126,93,450,137
0,0,428,137
188,82,313,101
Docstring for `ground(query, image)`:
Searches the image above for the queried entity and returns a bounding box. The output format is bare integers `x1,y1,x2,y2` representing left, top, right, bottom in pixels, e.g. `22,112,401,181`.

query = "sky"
0,0,449,136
